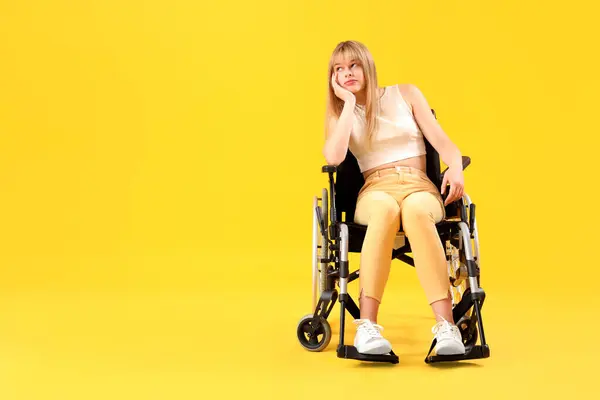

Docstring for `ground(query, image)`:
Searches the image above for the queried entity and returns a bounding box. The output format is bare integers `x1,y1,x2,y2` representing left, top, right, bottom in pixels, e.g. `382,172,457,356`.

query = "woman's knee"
355,192,401,226
401,191,444,226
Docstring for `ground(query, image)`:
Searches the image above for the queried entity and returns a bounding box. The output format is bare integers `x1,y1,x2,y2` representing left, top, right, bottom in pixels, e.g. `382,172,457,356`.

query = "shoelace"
355,319,384,338
431,317,459,336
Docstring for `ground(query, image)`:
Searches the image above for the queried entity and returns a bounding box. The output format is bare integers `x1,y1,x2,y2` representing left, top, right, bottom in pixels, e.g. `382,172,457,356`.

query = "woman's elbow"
322,147,344,166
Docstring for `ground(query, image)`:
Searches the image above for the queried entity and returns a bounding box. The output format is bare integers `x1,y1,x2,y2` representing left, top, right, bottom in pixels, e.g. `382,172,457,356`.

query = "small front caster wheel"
296,314,332,352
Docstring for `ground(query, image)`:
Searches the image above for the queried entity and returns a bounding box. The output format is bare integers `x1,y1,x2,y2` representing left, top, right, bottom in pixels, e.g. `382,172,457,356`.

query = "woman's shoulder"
393,83,420,98
386,83,419,110
382,83,416,99
392,83,432,111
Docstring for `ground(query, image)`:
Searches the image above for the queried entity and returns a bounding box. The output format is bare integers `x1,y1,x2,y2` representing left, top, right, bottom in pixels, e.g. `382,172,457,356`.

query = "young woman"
323,40,466,357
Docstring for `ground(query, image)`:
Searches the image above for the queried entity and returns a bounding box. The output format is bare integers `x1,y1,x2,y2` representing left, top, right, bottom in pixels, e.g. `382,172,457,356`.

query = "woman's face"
333,55,365,93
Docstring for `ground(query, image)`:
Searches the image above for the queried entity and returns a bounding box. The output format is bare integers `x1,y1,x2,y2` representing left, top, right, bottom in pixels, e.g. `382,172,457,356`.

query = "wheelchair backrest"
334,109,442,223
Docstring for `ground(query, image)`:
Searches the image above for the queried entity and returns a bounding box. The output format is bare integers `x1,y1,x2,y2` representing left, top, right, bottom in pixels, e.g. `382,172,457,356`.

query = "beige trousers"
354,165,449,305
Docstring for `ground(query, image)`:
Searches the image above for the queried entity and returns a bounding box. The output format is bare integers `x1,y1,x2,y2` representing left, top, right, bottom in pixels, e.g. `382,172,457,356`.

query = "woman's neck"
355,93,366,106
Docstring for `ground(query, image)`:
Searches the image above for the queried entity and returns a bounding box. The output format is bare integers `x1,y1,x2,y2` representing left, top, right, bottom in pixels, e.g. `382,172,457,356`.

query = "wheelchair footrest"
337,345,399,364
425,345,490,364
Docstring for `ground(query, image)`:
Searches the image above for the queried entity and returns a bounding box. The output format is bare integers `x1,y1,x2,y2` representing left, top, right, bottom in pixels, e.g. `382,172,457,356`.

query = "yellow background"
0,1,598,398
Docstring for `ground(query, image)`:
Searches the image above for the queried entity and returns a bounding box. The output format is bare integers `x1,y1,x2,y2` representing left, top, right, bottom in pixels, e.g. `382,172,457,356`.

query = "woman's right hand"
331,73,355,103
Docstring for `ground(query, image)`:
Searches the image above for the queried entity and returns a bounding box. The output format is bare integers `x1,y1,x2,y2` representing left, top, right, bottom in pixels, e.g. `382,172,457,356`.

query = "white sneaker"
353,319,393,355
432,318,466,355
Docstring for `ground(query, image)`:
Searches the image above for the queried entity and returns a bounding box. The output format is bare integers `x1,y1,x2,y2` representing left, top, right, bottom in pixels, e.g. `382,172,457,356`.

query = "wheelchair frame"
296,111,490,364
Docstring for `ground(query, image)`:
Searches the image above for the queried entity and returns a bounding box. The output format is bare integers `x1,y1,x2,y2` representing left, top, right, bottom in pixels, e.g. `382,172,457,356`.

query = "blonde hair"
325,40,380,145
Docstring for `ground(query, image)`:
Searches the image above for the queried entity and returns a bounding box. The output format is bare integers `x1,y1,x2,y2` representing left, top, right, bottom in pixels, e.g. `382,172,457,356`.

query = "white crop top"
348,84,426,172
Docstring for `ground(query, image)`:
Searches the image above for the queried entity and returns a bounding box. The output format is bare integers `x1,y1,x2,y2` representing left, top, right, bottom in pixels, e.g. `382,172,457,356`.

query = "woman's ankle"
359,293,381,323
430,297,454,324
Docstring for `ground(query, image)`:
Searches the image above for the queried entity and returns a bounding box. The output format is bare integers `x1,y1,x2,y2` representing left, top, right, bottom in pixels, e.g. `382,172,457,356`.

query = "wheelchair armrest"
440,156,471,180
440,156,471,211
322,165,337,173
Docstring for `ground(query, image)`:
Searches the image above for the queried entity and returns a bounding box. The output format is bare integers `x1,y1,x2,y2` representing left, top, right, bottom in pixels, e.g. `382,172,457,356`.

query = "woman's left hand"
441,166,464,206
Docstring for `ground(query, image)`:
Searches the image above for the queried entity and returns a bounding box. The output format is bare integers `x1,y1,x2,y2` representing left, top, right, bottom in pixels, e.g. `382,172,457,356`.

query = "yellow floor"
2,2,599,399
0,253,595,399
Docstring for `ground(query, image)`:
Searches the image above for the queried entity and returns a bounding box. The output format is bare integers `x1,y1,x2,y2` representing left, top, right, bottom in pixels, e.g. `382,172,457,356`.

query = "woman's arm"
322,73,358,165
405,84,462,168
323,98,356,165
404,84,464,204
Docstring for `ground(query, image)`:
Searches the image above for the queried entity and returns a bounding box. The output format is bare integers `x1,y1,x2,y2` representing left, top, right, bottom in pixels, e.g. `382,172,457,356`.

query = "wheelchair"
296,110,490,364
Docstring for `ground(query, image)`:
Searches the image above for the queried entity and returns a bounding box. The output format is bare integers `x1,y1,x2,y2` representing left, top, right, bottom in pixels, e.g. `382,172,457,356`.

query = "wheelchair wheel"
448,236,480,347
447,239,469,308
457,314,478,347
296,314,332,352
